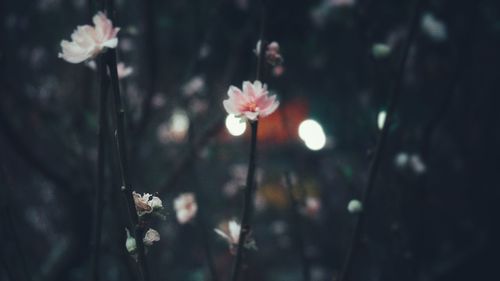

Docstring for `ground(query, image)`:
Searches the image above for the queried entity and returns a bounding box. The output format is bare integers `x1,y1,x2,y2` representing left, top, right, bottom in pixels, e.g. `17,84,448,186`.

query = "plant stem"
337,1,425,281
103,1,150,280
230,121,259,281
90,56,109,281
197,218,219,281
284,171,310,281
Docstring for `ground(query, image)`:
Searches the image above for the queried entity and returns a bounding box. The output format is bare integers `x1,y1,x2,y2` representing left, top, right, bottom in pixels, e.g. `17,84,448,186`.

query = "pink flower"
58,11,120,63
174,193,198,224
223,81,279,121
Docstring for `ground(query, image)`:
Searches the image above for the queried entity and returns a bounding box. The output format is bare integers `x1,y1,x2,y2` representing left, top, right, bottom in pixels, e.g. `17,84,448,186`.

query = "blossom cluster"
126,191,164,255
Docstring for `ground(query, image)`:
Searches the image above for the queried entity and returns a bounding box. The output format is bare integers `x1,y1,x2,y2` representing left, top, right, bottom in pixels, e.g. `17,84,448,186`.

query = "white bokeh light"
298,119,326,151
171,110,190,134
377,110,387,130
225,114,247,136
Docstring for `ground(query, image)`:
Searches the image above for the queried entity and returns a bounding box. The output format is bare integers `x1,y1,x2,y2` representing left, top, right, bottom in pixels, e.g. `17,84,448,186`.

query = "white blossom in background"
58,11,120,63
304,197,321,218
158,109,190,143
409,154,427,174
394,152,427,175
421,13,447,42
394,152,410,168
214,220,257,255
182,76,205,97
265,41,284,66
143,228,160,246
85,60,133,79
173,193,198,224
116,62,133,79
347,199,363,214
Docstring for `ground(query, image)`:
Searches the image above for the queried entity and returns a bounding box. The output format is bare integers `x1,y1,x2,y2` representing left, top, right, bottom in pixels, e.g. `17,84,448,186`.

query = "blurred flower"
133,191,163,216
85,60,133,79
304,197,321,218
125,228,136,253
372,43,392,59
328,0,355,7
394,152,410,168
265,41,284,66
143,228,160,246
152,94,167,108
214,220,257,255
58,11,120,63
156,109,190,144
182,76,205,97
173,193,198,224
409,154,427,174
394,152,427,175
272,65,285,77
223,81,279,121
347,199,363,214
116,62,133,79
421,13,447,42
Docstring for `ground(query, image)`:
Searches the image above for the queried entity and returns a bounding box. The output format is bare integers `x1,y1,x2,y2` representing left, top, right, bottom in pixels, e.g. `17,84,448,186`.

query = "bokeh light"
298,119,326,151
225,114,247,136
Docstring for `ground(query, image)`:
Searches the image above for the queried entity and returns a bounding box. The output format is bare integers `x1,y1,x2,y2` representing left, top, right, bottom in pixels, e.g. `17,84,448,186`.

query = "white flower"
148,196,163,210
347,199,363,214
133,191,163,216
58,11,120,63
174,193,198,224
143,228,160,246
214,220,257,254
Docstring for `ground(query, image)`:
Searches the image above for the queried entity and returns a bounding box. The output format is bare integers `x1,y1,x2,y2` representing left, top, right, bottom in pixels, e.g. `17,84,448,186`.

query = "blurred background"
1,0,500,280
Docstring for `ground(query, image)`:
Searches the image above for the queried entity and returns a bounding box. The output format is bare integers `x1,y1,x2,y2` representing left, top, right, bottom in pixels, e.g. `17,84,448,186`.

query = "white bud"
125,228,136,253
347,199,363,214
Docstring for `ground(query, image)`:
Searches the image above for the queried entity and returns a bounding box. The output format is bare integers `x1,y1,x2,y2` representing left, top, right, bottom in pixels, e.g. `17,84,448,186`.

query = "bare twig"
284,171,310,281
337,1,426,280
90,56,110,281
104,1,150,280
230,121,259,281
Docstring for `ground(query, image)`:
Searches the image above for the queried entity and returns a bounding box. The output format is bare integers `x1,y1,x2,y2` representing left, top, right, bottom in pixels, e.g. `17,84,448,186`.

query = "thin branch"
337,1,426,280
90,56,110,281
284,171,310,281
230,121,259,281
0,167,31,281
104,1,150,280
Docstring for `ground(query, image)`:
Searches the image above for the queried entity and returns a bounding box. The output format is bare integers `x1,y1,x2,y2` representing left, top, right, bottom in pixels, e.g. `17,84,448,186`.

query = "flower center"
243,102,259,112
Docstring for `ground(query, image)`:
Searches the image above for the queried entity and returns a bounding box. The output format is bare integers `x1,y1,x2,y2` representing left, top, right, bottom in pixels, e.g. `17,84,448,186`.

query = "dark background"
1,0,500,281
